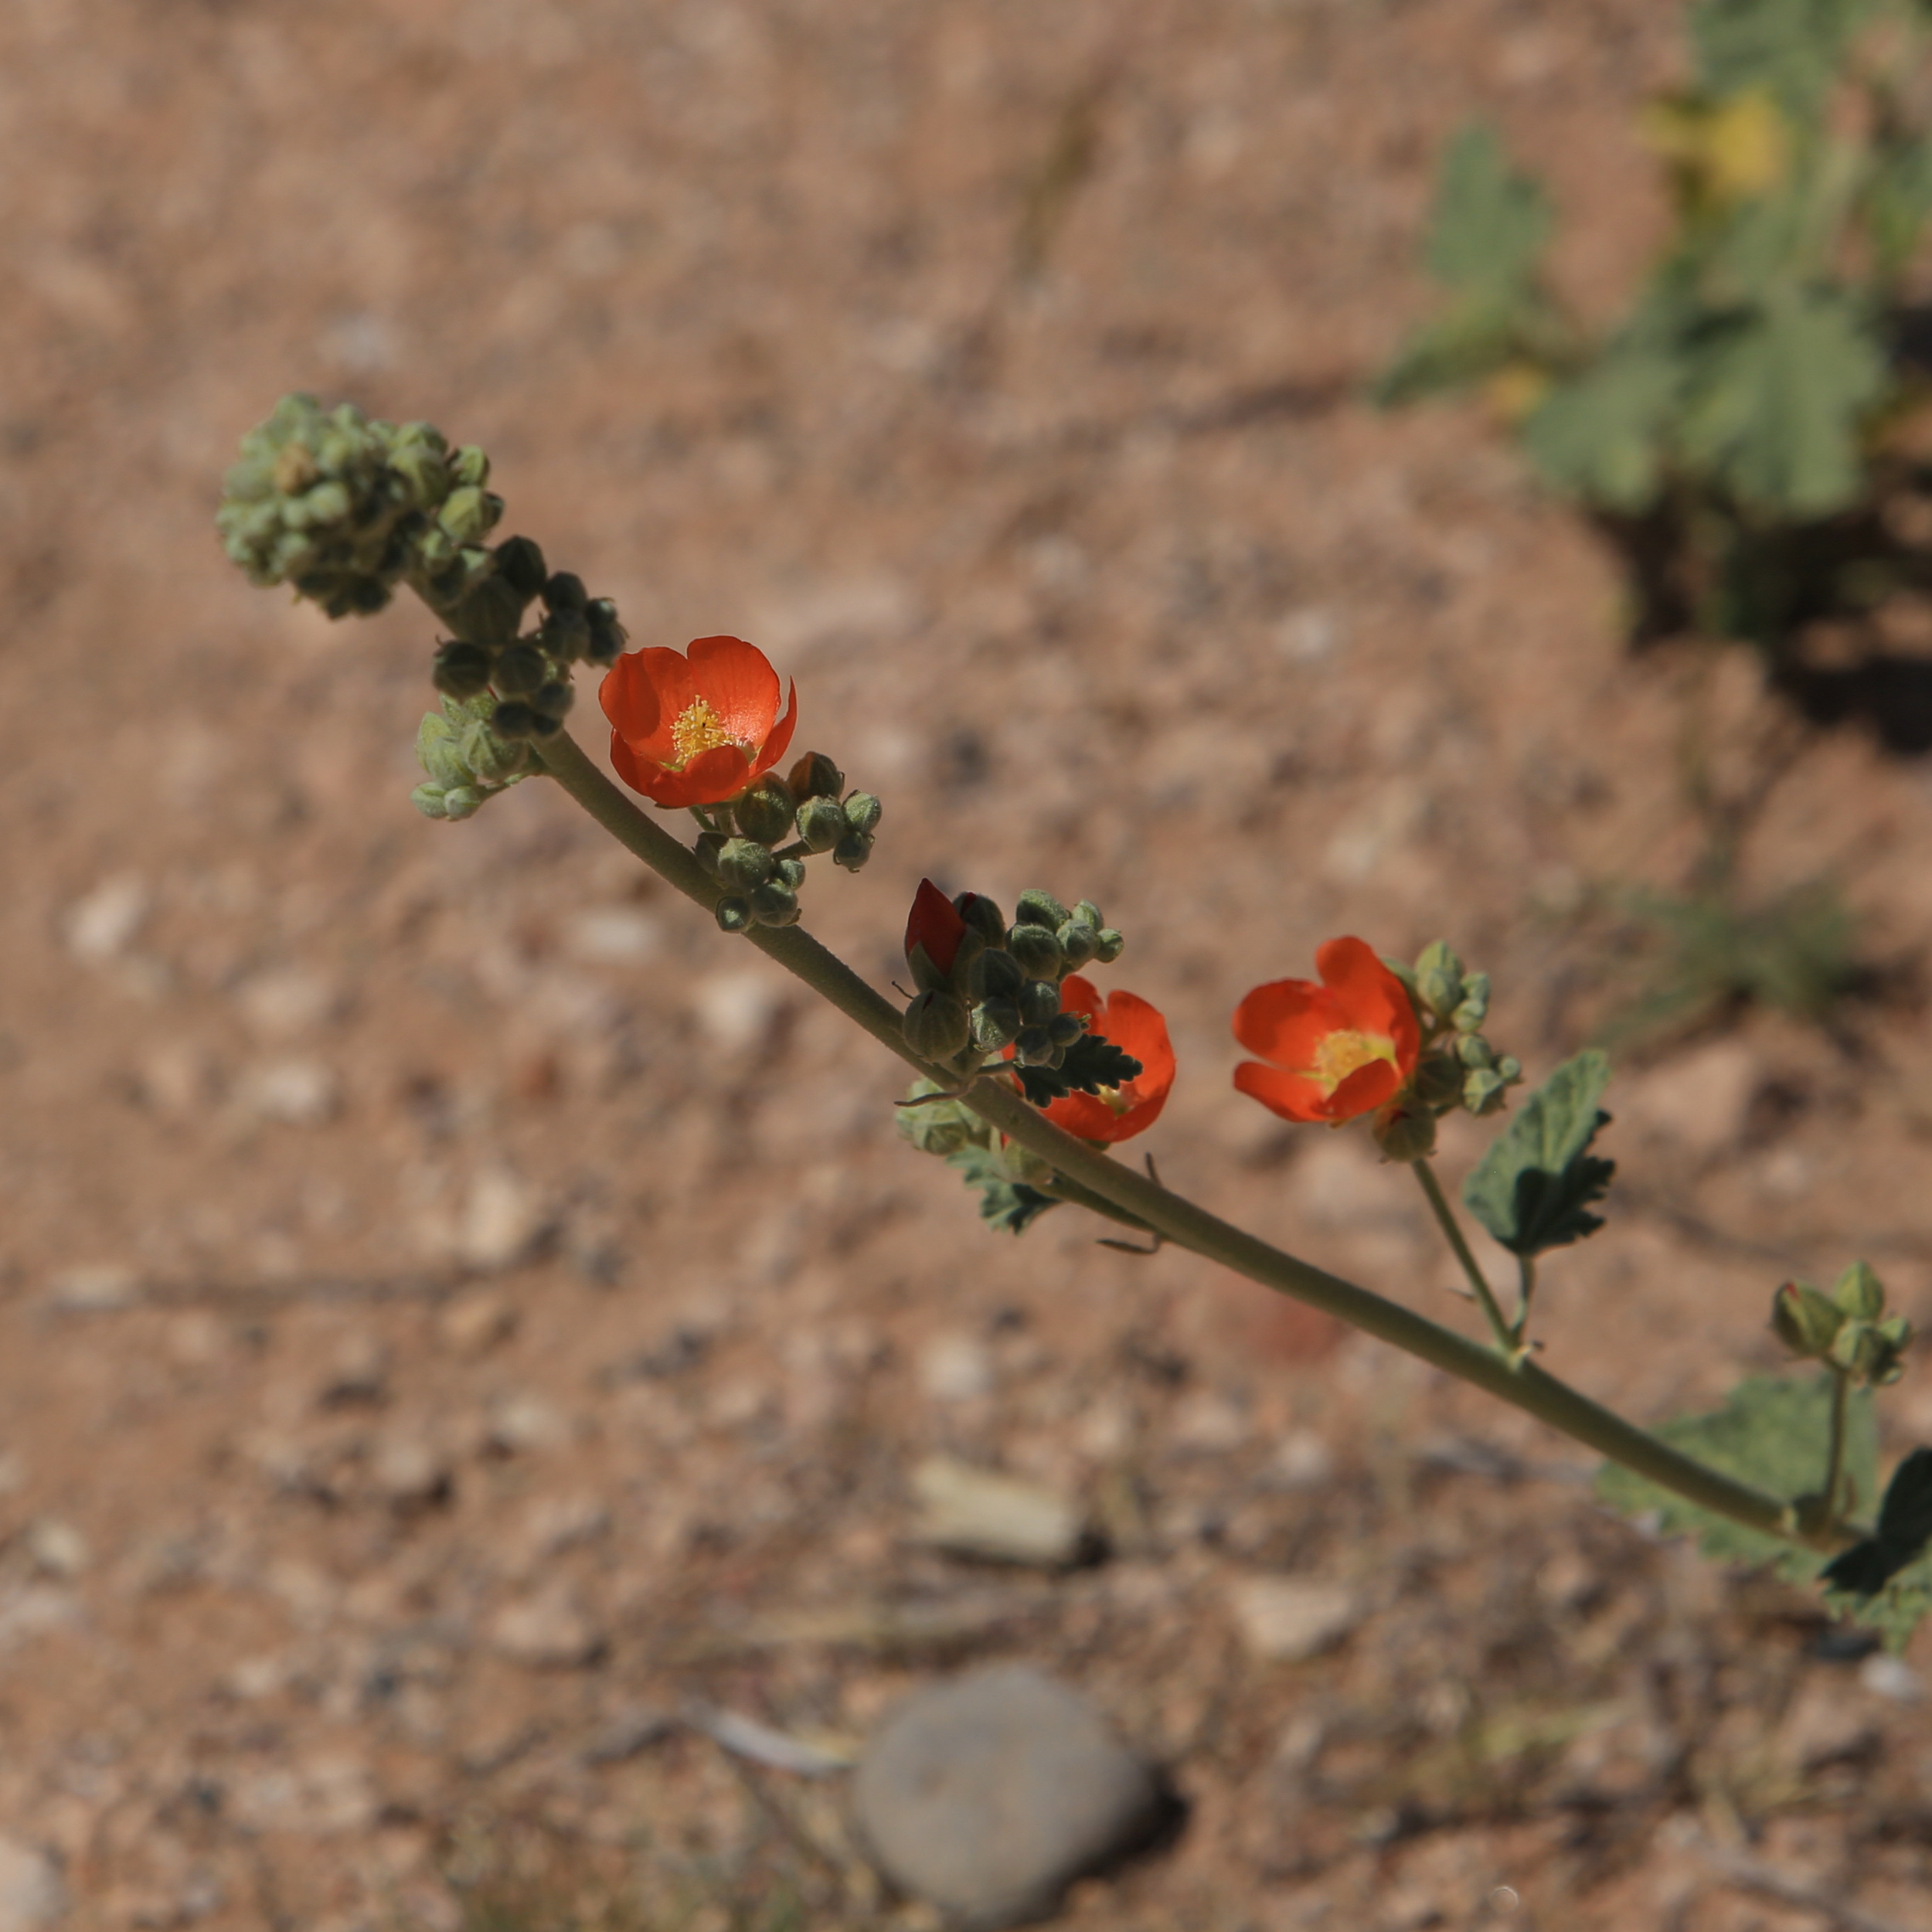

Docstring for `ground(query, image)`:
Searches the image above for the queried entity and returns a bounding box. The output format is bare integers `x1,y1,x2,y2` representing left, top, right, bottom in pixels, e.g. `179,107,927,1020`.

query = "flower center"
1311,1029,1395,1095
670,696,743,767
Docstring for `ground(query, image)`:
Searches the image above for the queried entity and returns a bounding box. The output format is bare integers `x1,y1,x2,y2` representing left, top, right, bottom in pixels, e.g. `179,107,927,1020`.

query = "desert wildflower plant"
219,393,1932,1649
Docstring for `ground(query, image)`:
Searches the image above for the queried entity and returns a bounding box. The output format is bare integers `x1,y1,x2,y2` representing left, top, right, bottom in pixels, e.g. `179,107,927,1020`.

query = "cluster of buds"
1774,1263,1914,1387
410,693,532,821
699,751,883,933
1391,940,1523,1120
216,396,628,747
901,882,1125,1076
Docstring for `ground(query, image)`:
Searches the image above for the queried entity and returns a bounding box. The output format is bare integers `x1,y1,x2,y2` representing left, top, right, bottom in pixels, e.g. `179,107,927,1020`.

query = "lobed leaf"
1425,124,1554,297
1822,1447,1932,1598
1461,1050,1615,1258
1520,344,1680,512
1014,1032,1143,1110
944,1141,1060,1236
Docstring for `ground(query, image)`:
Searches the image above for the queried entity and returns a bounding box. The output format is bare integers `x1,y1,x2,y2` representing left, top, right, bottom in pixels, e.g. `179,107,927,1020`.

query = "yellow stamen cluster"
671,696,740,768
1312,1029,1396,1096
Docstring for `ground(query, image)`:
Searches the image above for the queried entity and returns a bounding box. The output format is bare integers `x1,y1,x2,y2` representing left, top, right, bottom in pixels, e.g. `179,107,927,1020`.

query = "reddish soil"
5,2,1932,1927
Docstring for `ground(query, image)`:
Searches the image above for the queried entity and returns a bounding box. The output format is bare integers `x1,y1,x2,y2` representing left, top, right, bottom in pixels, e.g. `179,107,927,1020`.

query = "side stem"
1411,1158,1518,1359
530,726,1863,1555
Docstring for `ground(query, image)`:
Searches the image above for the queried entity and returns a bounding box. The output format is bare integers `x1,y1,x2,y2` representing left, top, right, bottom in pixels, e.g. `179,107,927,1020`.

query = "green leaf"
1822,1447,1932,1596
1372,298,1530,407
1461,1050,1616,1258
1689,0,1876,115
1674,289,1888,515
1425,124,1553,297
1013,1032,1142,1109
944,1141,1060,1236
1519,344,1681,511
1596,1372,1877,1585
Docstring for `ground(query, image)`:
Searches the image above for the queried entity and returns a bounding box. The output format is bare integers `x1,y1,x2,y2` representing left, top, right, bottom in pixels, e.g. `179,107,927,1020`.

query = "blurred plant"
220,391,1932,1668
1378,0,1932,662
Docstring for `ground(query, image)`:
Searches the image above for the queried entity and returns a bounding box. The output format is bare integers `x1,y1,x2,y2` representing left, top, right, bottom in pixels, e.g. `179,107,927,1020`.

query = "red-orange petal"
645,743,757,808
687,635,781,742
1232,979,1345,1068
1233,1060,1330,1122
1043,983,1175,1143
1315,936,1420,1071
1321,1057,1400,1121
905,879,968,978
754,679,799,776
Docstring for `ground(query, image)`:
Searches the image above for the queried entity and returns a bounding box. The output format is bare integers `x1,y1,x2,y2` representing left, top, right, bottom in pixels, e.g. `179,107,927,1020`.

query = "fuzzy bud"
543,570,588,613
584,600,627,665
410,782,451,820
843,791,883,835
459,719,526,786
749,881,801,927
715,896,754,934
795,794,847,852
492,700,539,739
451,445,490,490
492,644,547,696
532,679,573,721
832,832,873,872
1410,1050,1464,1111
1019,979,1062,1028
1413,940,1465,1020
440,786,485,821
1451,974,1491,1033
903,990,971,1061
1046,1011,1087,1049
1056,920,1099,971
717,838,774,893
694,832,728,878
1463,1068,1508,1116
432,641,494,699
787,751,845,801
1773,1281,1843,1360
1832,1261,1886,1323
438,485,502,546
734,774,796,845
1015,889,1070,930
1372,1101,1437,1163
776,857,807,890
540,605,591,661
1014,1025,1056,1066
971,998,1023,1049
1092,928,1125,965
956,893,1007,947
966,948,1025,1002
493,535,547,602
1008,924,1063,981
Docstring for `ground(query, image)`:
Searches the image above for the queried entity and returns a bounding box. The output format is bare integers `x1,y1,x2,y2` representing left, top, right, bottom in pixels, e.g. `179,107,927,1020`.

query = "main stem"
531,726,1863,1556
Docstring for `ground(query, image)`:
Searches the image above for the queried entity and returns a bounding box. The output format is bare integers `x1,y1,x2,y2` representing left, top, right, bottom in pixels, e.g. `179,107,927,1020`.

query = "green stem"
1821,1368,1850,1525
529,726,1863,1556
1411,1159,1518,1359
1515,1253,1537,1341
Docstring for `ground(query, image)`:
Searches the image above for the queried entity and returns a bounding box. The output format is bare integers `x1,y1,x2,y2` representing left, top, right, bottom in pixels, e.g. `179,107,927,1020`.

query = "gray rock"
0,1835,65,1930
853,1664,1164,1929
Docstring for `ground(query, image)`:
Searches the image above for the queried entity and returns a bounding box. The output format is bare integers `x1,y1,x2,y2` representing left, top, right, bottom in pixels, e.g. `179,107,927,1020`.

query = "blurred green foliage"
1379,0,1932,656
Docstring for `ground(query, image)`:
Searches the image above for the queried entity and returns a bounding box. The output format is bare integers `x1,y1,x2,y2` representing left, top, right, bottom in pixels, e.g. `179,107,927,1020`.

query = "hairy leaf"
1521,344,1680,511
1461,1050,1615,1257
944,1141,1060,1236
1689,0,1875,114
1014,1032,1143,1109
1426,124,1554,296
1822,1447,1932,1597
1596,1372,1877,1584
1676,290,1887,515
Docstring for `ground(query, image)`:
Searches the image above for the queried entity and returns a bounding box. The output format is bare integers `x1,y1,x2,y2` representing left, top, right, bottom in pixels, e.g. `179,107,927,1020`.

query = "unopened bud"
492,644,547,696
1008,924,1063,981
494,535,547,601
389,441,449,511
903,990,971,1060
417,715,466,788
410,782,451,820
717,838,774,892
540,605,591,660
439,485,502,545
843,791,883,835
1451,974,1491,1033
1832,1260,1885,1323
1047,1011,1087,1049
966,948,1025,1002
441,786,486,820
451,572,525,647
956,893,1006,947
1073,900,1103,930
715,895,754,934
971,998,1023,1049
787,752,845,801
1411,1050,1464,1110
1455,1034,1495,1071
1373,1102,1437,1163
1413,940,1464,1019
460,719,525,786
432,641,494,699
1015,889,1070,930
775,857,806,890
543,570,588,613
694,832,728,878
795,794,846,852
1463,1068,1508,1115
451,445,490,489
584,599,627,665
1057,921,1098,971
532,679,573,720
1019,979,1062,1027
1092,928,1125,964
734,774,796,845
1014,1025,1056,1066
1773,1281,1843,1360
833,831,873,872
749,881,800,927
492,700,539,739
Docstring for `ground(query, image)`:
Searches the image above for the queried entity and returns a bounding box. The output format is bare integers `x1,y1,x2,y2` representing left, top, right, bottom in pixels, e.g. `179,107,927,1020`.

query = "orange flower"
1043,976,1175,1144
1232,937,1420,1124
600,634,798,808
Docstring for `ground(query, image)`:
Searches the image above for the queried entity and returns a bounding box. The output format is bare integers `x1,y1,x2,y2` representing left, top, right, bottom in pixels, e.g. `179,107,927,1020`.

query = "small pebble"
1229,1576,1362,1663
489,1588,605,1669
910,1456,1087,1567
62,875,148,963
0,1835,66,1931
437,1290,518,1358
918,1333,995,1404
457,1168,548,1271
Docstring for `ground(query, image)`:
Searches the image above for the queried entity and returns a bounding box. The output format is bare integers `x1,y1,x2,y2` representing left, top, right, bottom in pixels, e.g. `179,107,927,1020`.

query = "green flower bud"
1073,900,1103,929
1046,1011,1087,1049
1773,1281,1842,1360
1056,920,1098,971
897,1086,978,1155
1496,1056,1522,1083
956,894,1007,947
532,679,573,720
1454,1034,1495,1071
492,644,547,696
694,832,728,877
715,895,754,934
293,479,352,530
543,570,588,613
1008,924,1063,981
450,573,526,647
584,600,627,665
451,445,490,489
971,998,1023,1049
1451,974,1491,1033
1015,889,1070,930
833,832,873,872
734,775,796,845
1463,1068,1508,1115
749,882,800,927
492,700,539,739
1410,1050,1464,1110
439,485,502,546
717,838,774,892
540,605,591,661
795,794,847,852
966,948,1025,1002
1413,940,1464,1020
1832,1261,1885,1323
776,858,806,889
1092,929,1125,964
904,990,971,1061
1014,1025,1056,1066
441,786,485,821
432,640,494,699
1868,1314,1914,1386
1019,979,1062,1028
787,752,845,801
389,440,449,512
459,719,526,786
410,782,451,820
843,791,883,835
1372,1102,1437,1163
527,711,563,738
494,535,547,602
417,526,461,577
